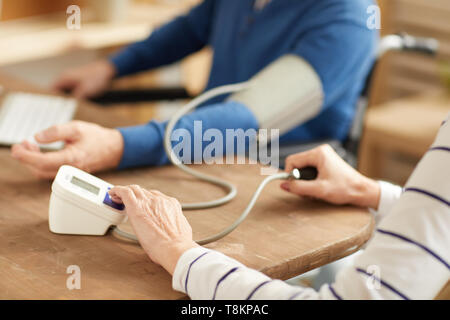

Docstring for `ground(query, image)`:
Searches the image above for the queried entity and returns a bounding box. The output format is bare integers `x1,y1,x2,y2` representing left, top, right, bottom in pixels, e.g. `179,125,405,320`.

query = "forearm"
172,247,330,300
117,101,259,169
110,19,201,76
345,176,401,223
110,0,214,77
349,176,381,210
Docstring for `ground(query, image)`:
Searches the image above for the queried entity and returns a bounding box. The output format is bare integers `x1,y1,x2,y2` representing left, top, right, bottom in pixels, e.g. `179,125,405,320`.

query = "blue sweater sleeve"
117,101,259,169
290,3,377,111
110,0,215,77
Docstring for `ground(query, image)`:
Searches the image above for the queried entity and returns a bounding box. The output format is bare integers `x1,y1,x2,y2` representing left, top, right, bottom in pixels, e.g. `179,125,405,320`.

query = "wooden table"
0,75,374,299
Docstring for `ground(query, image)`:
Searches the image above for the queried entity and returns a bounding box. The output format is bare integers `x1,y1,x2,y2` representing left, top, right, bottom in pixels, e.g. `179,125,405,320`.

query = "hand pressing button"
103,187,125,211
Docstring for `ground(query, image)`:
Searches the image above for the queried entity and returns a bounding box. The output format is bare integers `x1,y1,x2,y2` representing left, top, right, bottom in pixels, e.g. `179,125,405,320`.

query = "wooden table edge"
259,212,375,280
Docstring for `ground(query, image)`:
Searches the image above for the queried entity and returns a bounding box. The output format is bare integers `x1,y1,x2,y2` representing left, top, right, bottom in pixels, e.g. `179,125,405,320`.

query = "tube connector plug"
290,167,318,181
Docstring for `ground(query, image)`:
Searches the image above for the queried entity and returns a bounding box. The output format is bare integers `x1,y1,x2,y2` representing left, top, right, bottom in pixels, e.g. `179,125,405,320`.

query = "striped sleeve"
172,246,337,300
172,179,402,300
172,113,450,300
334,113,450,299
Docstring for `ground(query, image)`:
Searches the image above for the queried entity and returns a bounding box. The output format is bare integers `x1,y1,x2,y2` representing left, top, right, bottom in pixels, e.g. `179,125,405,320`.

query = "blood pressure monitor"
49,165,126,236
47,54,322,243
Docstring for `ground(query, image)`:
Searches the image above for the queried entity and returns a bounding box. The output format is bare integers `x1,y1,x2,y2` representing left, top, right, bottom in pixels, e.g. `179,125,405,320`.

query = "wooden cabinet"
359,92,449,184
0,0,85,21
371,0,450,105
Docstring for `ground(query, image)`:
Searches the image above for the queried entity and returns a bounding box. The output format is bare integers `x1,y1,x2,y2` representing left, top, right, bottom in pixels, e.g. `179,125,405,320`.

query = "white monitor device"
49,165,126,236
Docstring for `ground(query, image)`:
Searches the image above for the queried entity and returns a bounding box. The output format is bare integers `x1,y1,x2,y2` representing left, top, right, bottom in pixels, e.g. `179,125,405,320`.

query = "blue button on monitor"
103,188,125,211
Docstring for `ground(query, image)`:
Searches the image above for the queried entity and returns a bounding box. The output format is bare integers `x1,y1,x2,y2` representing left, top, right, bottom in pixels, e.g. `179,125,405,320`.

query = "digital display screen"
70,176,100,195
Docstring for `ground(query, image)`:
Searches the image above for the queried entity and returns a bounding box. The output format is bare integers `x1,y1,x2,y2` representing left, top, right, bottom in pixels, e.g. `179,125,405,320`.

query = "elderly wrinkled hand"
108,185,199,275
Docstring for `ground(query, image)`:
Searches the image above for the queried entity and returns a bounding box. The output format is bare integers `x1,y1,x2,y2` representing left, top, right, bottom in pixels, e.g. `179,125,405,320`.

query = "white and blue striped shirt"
172,114,450,300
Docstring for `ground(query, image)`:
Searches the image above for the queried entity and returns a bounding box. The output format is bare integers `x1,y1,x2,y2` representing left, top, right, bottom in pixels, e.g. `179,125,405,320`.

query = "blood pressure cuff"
228,54,324,136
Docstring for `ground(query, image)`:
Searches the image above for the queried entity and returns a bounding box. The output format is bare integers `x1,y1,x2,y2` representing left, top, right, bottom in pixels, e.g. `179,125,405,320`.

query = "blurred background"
0,0,449,184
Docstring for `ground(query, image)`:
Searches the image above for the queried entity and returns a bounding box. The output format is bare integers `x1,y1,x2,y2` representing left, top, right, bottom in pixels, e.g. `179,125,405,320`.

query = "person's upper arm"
290,3,378,110
110,0,215,76
326,118,449,300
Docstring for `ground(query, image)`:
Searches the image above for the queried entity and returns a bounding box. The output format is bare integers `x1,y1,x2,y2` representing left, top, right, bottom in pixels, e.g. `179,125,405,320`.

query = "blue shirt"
111,0,377,169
